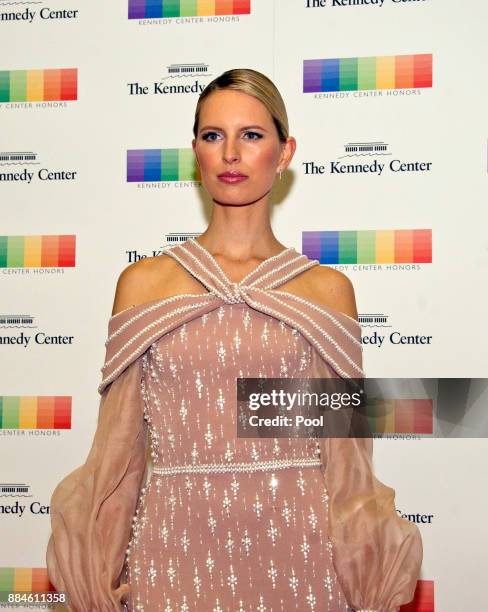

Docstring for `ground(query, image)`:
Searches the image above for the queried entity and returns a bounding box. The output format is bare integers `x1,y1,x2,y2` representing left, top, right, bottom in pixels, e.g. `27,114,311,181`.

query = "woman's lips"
218,174,248,184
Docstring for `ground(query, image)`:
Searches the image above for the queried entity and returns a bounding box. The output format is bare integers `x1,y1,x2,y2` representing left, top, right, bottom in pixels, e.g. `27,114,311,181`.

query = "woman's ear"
192,139,199,166
280,136,297,171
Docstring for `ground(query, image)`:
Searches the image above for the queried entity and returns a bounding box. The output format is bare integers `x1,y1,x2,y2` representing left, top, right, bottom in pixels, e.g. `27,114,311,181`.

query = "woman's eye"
202,132,220,141
201,131,263,142
244,131,262,140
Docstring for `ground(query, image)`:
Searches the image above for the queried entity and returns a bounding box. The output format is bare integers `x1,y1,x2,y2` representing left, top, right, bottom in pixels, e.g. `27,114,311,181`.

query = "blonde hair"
193,68,289,143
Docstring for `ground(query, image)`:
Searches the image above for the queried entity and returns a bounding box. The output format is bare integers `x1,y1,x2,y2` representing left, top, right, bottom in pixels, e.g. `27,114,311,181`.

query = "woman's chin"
211,197,256,207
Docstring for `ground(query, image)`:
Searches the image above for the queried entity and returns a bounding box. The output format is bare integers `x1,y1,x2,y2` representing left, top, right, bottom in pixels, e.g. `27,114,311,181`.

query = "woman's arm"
46,355,148,611
322,436,423,612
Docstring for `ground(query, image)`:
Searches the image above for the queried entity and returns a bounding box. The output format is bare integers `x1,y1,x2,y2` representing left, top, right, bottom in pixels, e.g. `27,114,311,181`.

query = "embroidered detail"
107,294,215,342
152,458,322,476
263,289,362,350
242,291,364,379
274,289,362,329
248,256,319,289
186,236,295,286
98,299,220,393
103,301,216,370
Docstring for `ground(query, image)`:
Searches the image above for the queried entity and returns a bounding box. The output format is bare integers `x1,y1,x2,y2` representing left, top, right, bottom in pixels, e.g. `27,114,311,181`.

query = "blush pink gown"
46,237,422,612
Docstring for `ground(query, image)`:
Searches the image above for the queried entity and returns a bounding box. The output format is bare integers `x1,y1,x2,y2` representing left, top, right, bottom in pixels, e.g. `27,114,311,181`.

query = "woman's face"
192,89,295,206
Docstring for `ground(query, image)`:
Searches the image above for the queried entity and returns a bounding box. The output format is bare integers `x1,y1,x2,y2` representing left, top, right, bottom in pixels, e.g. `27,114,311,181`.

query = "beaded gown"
46,237,423,612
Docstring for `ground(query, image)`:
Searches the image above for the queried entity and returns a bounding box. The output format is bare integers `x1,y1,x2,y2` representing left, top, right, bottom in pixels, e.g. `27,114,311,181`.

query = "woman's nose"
223,139,240,163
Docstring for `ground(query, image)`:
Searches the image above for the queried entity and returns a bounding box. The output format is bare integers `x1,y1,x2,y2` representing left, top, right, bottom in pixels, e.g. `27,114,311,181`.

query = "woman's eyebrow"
199,125,268,132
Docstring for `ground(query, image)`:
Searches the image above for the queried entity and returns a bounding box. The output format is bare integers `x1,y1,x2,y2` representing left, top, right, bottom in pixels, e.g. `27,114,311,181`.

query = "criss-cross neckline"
108,239,362,333
188,237,296,287
102,239,363,392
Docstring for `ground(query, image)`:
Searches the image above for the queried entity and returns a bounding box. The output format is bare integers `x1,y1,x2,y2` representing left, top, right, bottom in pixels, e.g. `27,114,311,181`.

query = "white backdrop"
1,1,488,610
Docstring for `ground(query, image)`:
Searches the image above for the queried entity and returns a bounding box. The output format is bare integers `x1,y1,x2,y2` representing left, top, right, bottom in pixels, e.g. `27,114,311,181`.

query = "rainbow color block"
303,54,432,92
302,229,432,264
0,235,76,268
0,69,77,102
400,580,434,612
0,568,54,602
127,149,201,182
0,397,71,429
365,399,433,434
128,0,251,19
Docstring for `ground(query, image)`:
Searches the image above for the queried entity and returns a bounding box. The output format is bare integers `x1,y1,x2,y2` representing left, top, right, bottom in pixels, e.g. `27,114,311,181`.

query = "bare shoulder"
110,254,180,317
305,264,359,321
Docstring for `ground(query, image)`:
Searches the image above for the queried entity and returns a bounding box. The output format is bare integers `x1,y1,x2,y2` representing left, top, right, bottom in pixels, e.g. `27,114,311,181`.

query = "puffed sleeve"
322,435,423,612
46,355,149,612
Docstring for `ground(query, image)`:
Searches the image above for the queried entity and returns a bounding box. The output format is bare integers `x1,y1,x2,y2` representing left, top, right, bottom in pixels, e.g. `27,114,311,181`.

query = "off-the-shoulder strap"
98,293,220,394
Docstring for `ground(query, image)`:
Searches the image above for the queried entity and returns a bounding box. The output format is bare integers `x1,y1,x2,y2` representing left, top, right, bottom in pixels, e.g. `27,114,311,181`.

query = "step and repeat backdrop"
2,1,488,610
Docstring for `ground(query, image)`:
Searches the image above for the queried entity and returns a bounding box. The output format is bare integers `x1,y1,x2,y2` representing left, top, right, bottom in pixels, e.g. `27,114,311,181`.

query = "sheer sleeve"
46,356,149,612
322,435,423,612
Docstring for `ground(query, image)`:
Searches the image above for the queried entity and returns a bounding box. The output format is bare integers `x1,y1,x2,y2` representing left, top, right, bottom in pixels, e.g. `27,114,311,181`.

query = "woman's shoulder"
287,263,359,323
110,253,180,318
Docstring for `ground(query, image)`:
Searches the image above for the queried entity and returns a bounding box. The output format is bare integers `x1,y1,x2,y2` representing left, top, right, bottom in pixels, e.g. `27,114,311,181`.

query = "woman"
46,68,422,611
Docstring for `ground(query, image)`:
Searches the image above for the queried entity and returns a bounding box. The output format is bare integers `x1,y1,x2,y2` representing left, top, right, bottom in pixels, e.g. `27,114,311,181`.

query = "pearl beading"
141,353,160,462
247,255,318,289
241,289,365,379
185,238,246,286
102,300,215,372
106,293,215,343
152,457,322,476
275,289,362,330
162,243,256,305
225,282,248,304
161,246,232,302
125,482,150,565
235,248,296,285
187,236,295,287
238,249,297,285
259,260,320,290
166,243,319,306
165,244,252,304
98,298,220,393
262,289,363,372
268,290,362,349
99,287,364,392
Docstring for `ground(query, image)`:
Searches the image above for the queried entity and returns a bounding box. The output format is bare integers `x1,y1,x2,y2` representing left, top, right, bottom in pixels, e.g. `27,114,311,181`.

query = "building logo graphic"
0,483,32,497
127,62,213,97
0,151,78,183
165,232,201,245
166,62,210,76
359,313,433,349
0,314,35,328
342,141,389,155
0,151,38,164
359,313,390,327
303,141,433,176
